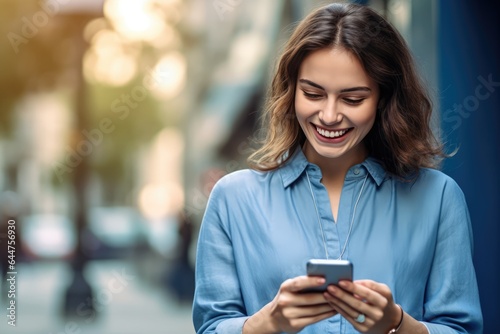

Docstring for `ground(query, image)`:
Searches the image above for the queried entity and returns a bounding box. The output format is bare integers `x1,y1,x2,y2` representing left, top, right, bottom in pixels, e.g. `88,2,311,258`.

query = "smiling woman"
193,3,483,334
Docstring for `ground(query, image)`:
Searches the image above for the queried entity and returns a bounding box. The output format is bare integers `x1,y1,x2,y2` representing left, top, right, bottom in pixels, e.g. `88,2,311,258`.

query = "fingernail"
317,278,326,284
339,281,348,288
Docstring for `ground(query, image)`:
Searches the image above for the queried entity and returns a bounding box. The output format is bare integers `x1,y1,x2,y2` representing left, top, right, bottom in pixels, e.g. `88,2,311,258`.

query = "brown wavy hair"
247,3,445,178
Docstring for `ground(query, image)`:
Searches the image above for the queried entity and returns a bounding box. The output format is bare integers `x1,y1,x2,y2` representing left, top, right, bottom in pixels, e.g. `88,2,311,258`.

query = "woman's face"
295,47,379,165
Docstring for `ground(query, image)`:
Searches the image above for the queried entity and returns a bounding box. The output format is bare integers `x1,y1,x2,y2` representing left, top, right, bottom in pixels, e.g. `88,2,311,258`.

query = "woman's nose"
319,100,342,125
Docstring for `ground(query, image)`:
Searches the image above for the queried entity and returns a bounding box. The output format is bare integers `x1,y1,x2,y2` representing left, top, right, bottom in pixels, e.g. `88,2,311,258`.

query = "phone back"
304,259,353,292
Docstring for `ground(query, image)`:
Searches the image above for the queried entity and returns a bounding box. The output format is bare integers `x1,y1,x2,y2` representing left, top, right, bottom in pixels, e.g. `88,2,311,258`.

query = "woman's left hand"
324,279,401,334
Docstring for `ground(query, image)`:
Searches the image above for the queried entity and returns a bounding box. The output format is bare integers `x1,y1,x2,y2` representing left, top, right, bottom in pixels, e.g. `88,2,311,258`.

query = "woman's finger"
325,293,374,329
337,280,386,308
281,276,326,293
326,284,374,315
323,291,359,318
282,303,336,318
355,280,393,300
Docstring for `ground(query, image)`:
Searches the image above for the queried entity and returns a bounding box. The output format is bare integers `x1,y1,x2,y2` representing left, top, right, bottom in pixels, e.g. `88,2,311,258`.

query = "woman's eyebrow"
298,78,372,93
298,79,325,90
339,86,372,93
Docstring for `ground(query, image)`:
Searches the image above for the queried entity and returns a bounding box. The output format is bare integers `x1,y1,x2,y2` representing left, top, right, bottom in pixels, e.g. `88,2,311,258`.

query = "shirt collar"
279,148,387,188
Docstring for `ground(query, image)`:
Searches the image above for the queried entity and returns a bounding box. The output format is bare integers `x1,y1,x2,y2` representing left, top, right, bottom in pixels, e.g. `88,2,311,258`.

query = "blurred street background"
0,0,498,333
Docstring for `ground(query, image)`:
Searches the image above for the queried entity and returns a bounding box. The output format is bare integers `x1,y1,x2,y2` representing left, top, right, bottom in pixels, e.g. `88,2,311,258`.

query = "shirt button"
353,168,360,175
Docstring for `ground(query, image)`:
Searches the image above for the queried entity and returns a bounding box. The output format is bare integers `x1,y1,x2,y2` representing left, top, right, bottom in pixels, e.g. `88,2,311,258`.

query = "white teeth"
316,126,347,138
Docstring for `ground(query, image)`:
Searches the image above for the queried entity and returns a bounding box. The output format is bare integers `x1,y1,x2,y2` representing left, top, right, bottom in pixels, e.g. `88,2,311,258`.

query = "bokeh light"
150,51,187,99
104,0,167,42
83,29,138,86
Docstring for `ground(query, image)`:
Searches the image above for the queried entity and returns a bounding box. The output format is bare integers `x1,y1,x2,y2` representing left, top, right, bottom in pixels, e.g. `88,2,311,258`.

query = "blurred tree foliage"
0,0,71,135
85,80,165,205
0,0,176,204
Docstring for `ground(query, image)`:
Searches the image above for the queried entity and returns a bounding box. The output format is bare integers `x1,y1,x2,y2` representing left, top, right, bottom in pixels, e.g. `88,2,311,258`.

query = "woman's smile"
313,124,353,140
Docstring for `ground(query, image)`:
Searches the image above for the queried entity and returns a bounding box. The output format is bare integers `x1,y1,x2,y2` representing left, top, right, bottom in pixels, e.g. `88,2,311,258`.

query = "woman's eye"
344,98,365,105
302,91,323,99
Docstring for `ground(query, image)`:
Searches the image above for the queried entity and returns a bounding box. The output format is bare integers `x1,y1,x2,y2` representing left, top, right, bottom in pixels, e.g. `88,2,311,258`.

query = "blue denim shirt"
193,149,483,334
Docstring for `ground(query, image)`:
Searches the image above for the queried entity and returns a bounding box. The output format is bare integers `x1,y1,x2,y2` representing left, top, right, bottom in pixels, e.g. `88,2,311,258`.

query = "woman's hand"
243,276,337,334
324,279,402,334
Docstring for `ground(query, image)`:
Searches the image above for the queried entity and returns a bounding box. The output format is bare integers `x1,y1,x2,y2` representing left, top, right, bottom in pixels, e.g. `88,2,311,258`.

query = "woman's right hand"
243,276,337,334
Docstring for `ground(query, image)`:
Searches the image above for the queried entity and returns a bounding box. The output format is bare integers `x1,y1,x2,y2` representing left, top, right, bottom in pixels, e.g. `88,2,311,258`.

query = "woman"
193,3,483,334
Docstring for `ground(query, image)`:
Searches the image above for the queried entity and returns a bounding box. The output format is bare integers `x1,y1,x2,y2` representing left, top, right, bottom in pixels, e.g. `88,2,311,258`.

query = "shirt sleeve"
420,178,483,333
192,180,250,334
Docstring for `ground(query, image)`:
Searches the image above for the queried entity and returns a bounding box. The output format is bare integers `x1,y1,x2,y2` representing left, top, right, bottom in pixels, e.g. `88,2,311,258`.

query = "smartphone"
302,259,353,292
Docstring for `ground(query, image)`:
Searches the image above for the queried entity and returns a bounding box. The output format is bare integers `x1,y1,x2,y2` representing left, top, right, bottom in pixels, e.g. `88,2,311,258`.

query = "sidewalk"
0,260,195,334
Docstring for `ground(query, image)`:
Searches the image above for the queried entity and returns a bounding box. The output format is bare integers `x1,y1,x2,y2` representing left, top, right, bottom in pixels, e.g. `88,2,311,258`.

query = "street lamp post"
51,0,104,319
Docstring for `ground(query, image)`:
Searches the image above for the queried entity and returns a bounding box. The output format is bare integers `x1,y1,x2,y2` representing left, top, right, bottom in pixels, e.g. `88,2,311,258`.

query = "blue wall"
438,0,500,332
